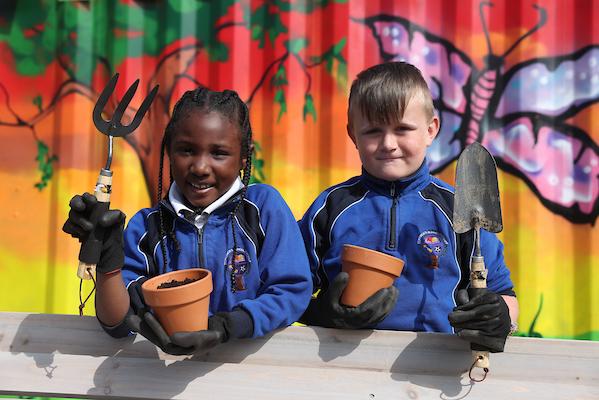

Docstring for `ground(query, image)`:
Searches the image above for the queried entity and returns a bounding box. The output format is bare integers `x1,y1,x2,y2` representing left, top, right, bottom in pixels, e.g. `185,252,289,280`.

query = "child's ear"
347,124,358,148
426,115,440,145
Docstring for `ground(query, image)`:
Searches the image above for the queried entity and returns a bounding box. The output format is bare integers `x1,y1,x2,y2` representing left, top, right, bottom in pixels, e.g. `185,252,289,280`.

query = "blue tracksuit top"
298,162,514,333
122,183,313,337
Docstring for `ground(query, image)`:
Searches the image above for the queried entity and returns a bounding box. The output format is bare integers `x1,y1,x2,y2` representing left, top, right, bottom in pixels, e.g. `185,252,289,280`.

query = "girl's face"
168,111,245,209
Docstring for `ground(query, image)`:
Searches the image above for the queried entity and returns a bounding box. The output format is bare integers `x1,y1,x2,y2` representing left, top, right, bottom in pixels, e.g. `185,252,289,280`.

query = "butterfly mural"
360,2,599,225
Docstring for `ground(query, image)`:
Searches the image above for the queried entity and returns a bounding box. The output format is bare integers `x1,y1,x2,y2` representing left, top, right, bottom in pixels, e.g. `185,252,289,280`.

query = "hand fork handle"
77,169,112,280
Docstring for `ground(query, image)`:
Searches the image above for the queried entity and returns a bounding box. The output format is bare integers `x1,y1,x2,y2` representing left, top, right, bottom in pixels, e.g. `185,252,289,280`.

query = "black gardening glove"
62,192,125,274
124,278,228,356
300,272,399,329
448,288,511,353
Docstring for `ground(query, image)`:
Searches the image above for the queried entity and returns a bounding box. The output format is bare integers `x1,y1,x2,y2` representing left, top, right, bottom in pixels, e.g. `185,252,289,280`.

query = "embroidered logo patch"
417,230,448,269
224,248,251,291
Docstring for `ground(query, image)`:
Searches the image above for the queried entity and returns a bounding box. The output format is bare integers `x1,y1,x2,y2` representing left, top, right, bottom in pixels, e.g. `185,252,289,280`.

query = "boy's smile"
348,92,439,181
168,111,245,209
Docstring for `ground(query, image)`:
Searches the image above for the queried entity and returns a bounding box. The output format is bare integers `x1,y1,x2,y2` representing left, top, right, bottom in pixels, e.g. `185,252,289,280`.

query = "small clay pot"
340,245,404,307
141,268,213,336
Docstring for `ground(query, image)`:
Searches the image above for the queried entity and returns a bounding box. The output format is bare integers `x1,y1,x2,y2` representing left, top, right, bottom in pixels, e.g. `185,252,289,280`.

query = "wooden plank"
1,312,598,399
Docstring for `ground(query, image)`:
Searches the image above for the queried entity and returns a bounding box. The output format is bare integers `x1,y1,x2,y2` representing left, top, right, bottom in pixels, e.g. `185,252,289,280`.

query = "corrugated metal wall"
0,0,597,340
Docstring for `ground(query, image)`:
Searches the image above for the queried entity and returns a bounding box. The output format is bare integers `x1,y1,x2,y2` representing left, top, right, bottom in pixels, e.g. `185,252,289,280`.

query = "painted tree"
0,0,347,202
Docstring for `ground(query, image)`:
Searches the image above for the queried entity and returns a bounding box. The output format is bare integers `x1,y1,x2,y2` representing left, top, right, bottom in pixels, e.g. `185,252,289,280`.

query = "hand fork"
77,74,159,280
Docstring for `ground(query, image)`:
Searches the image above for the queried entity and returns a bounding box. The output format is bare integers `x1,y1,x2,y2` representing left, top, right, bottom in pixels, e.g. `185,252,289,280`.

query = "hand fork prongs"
93,73,159,138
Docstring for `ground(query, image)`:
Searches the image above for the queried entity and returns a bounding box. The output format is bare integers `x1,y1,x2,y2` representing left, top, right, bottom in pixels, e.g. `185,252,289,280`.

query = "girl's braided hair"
156,87,253,292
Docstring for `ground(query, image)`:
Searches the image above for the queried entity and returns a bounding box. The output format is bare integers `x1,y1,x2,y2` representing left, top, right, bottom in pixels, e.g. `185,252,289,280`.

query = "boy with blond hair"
299,62,518,353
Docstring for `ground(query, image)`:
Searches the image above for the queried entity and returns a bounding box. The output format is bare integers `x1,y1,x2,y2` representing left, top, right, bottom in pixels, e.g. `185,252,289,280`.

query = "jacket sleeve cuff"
210,308,254,341
97,309,133,338
226,308,254,340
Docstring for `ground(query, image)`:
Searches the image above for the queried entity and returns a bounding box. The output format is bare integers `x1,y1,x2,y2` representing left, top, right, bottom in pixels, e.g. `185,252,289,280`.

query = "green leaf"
303,93,317,121
32,95,43,112
268,13,287,45
34,139,58,191
274,88,284,103
270,64,288,87
251,25,263,41
250,3,288,48
206,41,229,62
309,37,348,91
332,37,346,55
285,37,308,54
274,89,287,122
336,59,348,89
250,139,266,183
310,55,322,64
325,57,333,74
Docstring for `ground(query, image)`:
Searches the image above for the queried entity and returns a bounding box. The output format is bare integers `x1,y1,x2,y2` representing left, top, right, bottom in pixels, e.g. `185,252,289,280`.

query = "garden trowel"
453,142,503,373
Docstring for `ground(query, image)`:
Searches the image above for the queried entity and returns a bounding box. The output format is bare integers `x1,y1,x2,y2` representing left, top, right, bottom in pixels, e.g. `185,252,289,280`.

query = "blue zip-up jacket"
298,162,514,333
121,183,312,338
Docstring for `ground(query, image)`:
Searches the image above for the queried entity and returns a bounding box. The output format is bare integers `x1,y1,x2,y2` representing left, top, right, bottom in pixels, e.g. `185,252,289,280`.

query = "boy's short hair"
348,62,435,128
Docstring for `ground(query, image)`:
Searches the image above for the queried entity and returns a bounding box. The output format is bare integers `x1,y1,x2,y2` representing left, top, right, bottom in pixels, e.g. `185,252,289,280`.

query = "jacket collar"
168,178,243,219
360,160,431,197
160,179,245,221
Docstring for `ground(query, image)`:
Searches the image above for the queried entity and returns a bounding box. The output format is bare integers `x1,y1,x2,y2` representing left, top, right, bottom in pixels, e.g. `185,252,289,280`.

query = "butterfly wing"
495,45,599,118
483,116,598,224
361,15,477,172
485,46,599,223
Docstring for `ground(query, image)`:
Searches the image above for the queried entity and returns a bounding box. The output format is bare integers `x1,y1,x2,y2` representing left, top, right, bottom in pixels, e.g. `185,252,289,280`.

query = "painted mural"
0,0,597,341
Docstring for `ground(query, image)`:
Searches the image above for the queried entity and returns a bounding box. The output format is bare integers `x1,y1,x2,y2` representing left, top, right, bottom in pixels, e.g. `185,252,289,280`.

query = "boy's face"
168,111,246,209
347,93,439,181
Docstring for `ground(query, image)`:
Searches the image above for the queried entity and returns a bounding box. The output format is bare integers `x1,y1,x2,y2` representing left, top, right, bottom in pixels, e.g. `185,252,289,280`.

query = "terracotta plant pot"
340,245,404,307
141,268,213,336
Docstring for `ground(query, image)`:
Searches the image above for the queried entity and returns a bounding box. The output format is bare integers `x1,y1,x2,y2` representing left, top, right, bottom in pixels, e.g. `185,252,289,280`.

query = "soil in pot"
157,277,200,289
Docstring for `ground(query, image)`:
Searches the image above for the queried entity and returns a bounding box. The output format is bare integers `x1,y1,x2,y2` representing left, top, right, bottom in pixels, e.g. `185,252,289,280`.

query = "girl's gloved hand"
62,193,125,274
300,272,399,329
125,278,249,356
448,288,511,353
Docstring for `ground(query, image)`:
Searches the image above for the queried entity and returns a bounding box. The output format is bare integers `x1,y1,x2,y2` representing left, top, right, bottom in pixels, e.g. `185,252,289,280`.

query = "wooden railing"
1,312,598,399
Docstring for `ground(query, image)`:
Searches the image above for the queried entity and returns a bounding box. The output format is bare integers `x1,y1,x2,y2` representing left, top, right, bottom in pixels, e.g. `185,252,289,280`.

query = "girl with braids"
63,87,312,355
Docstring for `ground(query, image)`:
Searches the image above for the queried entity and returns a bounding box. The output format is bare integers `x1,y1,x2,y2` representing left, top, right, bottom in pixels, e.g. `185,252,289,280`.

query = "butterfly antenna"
501,4,547,58
479,1,495,56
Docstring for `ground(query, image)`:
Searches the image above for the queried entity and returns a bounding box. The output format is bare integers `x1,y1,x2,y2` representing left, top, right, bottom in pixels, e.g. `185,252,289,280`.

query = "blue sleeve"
480,230,515,295
297,191,328,291
236,186,313,337
121,209,152,288
96,210,152,338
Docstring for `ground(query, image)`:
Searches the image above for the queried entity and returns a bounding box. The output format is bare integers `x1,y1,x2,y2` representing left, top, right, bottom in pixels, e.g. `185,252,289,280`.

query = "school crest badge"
417,230,448,269
224,248,251,291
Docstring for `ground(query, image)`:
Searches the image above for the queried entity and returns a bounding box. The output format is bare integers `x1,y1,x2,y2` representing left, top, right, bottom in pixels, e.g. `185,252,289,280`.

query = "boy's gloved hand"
448,288,511,353
62,193,125,274
301,272,399,329
125,278,233,356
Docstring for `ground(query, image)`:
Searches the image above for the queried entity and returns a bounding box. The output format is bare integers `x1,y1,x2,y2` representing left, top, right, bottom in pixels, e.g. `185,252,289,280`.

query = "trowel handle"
77,169,112,280
469,255,489,369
